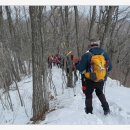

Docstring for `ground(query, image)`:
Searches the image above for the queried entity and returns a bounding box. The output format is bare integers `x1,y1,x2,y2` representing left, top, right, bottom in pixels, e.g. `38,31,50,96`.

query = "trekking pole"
73,72,77,96
103,70,109,95
73,86,76,96
103,80,106,95
73,76,76,96
103,74,108,95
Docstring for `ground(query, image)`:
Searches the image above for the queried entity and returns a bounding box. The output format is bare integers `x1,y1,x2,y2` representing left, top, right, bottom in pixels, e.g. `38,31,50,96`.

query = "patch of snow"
1,66,130,125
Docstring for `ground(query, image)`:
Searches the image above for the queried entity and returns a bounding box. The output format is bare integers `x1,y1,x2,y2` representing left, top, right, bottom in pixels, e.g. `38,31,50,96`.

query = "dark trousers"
48,61,52,69
82,76,109,114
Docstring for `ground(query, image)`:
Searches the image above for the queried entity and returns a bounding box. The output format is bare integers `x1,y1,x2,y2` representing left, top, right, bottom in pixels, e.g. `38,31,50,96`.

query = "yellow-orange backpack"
85,52,107,82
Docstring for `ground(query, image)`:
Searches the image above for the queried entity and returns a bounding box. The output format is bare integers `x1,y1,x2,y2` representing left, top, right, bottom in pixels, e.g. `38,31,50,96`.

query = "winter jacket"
76,47,112,74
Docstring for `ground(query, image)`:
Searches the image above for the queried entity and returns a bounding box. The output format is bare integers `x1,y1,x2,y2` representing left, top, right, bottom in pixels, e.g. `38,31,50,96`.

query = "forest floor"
0,66,130,125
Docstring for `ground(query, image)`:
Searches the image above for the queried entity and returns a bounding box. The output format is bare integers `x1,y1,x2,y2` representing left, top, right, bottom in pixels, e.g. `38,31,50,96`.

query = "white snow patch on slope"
0,66,130,125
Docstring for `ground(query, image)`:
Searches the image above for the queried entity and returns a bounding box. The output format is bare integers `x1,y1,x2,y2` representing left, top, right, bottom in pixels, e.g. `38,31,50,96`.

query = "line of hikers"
48,51,79,89
48,54,62,69
47,52,79,73
48,38,112,116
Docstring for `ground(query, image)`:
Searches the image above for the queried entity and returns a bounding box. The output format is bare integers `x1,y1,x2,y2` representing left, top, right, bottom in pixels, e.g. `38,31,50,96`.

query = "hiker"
75,39,112,115
73,56,79,84
60,54,65,69
52,55,56,66
55,54,61,68
65,51,78,85
48,54,53,69
65,51,75,75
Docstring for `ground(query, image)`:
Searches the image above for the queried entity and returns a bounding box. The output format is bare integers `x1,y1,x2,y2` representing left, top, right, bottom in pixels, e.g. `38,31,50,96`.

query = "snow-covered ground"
0,66,130,125
0,76,33,124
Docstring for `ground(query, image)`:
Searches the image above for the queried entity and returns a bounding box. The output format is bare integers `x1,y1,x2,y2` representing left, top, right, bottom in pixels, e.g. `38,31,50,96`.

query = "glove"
82,86,87,94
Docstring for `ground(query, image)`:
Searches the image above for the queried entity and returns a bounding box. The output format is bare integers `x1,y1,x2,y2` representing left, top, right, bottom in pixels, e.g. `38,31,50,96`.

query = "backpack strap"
101,52,104,56
86,50,94,58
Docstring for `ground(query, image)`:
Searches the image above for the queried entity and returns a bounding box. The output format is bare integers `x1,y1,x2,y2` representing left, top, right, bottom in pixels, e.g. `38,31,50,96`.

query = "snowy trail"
41,66,130,125
41,92,130,125
1,66,130,124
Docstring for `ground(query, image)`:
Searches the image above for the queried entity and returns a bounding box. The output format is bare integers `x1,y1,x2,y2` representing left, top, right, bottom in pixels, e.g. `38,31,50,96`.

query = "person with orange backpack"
75,39,112,115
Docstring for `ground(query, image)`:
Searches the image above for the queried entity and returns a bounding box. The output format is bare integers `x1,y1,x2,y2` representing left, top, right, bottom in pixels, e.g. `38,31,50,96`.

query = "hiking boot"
84,107,93,114
104,109,110,115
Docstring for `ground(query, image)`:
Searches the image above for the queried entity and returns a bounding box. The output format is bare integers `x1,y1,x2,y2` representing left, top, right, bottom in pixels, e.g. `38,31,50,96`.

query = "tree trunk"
65,6,73,88
29,6,48,122
74,6,80,58
108,6,119,60
123,68,130,86
0,6,3,40
65,6,70,50
88,6,96,40
100,6,116,49
5,6,21,81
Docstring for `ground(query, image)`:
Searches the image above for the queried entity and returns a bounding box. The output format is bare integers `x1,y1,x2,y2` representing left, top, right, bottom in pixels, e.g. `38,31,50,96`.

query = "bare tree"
64,6,73,88
5,6,21,81
0,6,2,38
29,6,49,122
100,6,117,49
74,6,80,57
88,6,96,40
